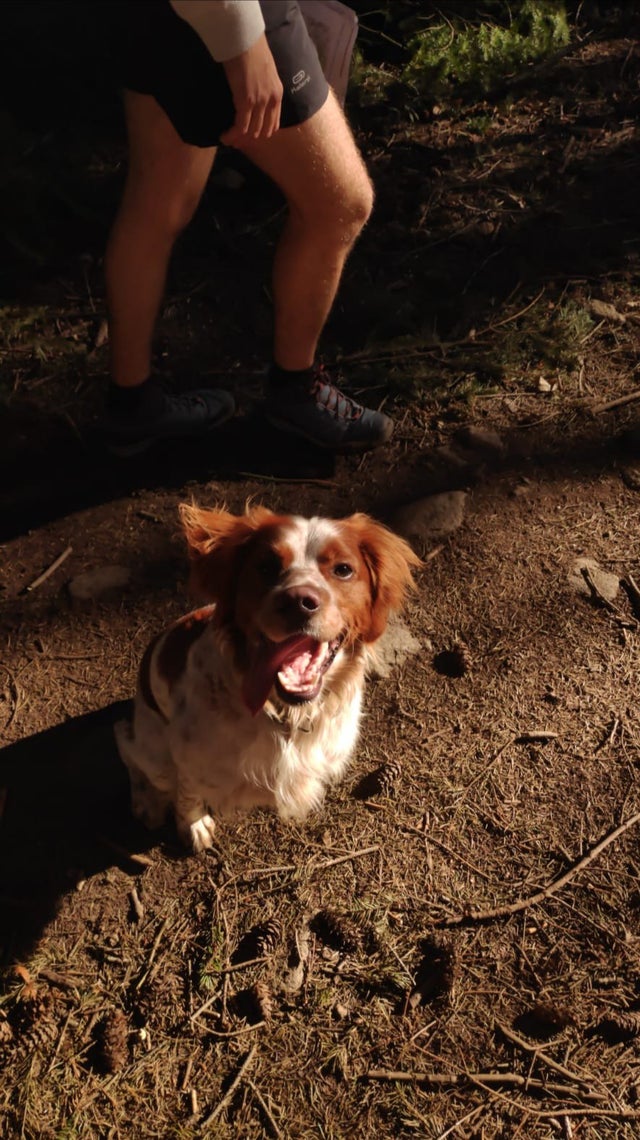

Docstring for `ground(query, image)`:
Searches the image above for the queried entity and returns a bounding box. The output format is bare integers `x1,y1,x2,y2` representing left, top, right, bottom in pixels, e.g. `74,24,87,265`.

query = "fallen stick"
580,567,619,614
367,1068,604,1102
315,845,379,871
246,1079,283,1139
495,1022,593,1088
592,389,640,414
25,545,72,593
622,574,640,619
437,809,640,926
200,1044,258,1129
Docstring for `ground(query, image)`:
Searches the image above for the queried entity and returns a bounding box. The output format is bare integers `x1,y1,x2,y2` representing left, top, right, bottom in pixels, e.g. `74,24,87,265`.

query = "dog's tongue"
243,634,319,715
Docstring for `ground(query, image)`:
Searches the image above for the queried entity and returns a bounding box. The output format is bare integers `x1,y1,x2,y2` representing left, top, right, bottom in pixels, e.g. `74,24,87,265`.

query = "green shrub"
402,1,570,99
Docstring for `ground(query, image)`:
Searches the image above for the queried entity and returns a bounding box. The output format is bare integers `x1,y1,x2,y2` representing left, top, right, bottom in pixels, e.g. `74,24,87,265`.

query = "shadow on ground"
0,410,336,543
0,700,160,965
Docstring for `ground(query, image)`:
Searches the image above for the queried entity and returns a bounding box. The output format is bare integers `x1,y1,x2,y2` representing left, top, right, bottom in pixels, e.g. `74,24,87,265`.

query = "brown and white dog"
115,503,419,852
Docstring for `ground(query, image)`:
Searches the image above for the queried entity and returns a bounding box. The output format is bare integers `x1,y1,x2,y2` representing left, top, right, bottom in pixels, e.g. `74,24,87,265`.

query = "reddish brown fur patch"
156,606,217,693
338,515,421,642
179,504,288,619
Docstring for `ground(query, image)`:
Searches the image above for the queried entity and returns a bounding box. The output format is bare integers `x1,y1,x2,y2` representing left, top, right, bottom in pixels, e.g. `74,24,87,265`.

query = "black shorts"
112,1,329,147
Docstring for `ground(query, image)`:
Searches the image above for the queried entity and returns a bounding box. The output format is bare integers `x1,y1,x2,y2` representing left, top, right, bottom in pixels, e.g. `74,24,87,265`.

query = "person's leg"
237,90,392,450
238,90,373,372
106,90,216,388
103,91,235,454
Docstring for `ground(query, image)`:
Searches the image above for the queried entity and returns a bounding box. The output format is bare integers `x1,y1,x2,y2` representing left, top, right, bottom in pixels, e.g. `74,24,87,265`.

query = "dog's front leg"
175,781,216,854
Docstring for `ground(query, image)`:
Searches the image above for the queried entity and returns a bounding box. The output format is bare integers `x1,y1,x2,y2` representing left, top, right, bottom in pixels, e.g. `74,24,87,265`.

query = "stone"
369,615,422,679
568,558,619,603
393,491,467,544
455,426,505,455
68,565,131,601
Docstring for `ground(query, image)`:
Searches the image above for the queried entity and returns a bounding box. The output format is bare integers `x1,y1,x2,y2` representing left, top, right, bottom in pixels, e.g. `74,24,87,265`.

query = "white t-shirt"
169,0,266,63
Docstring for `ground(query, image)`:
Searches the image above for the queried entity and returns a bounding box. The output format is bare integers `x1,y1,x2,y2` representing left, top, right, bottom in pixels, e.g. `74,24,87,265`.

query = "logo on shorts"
291,69,311,94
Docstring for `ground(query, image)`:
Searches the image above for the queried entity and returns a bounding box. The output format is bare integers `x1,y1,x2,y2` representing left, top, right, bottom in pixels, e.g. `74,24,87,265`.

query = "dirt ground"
2,9,640,1139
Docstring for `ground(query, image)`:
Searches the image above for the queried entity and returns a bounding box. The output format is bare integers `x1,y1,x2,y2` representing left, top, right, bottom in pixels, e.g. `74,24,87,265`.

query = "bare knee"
120,177,203,242
291,171,374,247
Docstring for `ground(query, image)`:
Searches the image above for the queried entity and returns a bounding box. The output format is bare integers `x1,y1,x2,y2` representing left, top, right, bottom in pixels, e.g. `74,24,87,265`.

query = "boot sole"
264,410,394,453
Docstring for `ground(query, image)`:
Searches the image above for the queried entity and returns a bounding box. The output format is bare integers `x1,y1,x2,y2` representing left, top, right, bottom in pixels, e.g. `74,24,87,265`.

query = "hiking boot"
104,382,236,457
264,366,394,451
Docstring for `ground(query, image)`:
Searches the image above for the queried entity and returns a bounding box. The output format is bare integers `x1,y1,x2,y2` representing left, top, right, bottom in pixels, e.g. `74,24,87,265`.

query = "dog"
115,503,420,852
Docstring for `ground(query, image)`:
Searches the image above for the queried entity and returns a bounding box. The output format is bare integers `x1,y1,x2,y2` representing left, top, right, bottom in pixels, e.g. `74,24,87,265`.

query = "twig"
97,835,154,868
38,969,81,991
129,887,144,922
367,1069,604,1101
437,809,640,926
424,543,445,563
315,845,379,871
209,955,269,977
200,1044,258,1129
181,1056,195,1091
592,389,640,414
237,472,338,489
581,567,619,614
97,834,155,866
24,545,72,593
495,1022,594,1088
135,915,170,988
202,1021,266,1038
363,802,491,879
458,736,514,798
622,574,640,619
247,1079,283,1139
436,1106,485,1140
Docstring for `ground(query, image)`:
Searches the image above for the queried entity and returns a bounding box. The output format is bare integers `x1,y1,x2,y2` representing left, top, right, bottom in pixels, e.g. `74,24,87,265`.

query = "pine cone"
249,982,273,1023
410,936,458,1008
311,910,362,954
450,640,472,675
100,1008,129,1073
233,918,282,964
12,1014,58,1060
353,758,402,799
255,918,282,956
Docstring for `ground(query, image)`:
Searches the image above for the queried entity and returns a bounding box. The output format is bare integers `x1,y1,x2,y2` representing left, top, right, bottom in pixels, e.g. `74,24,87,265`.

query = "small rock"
590,298,626,324
369,614,421,679
68,565,131,601
511,480,532,498
621,464,640,492
455,426,505,456
568,558,619,603
537,376,552,393
393,491,467,545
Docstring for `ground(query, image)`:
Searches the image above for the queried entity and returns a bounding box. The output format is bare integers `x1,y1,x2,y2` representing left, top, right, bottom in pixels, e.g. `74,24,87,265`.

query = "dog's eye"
333,563,354,580
257,553,281,580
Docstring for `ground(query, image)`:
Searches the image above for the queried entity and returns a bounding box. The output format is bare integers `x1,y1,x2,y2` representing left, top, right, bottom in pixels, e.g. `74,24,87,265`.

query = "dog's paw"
182,814,217,854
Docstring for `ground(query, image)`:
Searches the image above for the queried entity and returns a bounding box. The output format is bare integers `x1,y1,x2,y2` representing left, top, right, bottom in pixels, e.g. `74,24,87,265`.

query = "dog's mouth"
243,633,343,716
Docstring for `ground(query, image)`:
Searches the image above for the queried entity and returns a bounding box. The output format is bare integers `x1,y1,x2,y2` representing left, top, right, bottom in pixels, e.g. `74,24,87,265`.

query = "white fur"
115,509,416,853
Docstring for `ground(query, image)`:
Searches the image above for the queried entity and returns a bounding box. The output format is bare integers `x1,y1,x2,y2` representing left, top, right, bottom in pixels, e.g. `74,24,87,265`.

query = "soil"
2,9,640,1139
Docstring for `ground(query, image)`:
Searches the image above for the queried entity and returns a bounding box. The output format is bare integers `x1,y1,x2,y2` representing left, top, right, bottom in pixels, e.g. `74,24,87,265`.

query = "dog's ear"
344,513,421,643
179,503,276,612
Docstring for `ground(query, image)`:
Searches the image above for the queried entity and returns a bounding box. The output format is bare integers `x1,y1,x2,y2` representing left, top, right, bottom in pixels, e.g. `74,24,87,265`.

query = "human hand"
221,34,283,146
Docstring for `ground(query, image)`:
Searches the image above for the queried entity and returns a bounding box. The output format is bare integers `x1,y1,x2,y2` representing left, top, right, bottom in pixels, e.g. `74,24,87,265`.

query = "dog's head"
179,502,420,714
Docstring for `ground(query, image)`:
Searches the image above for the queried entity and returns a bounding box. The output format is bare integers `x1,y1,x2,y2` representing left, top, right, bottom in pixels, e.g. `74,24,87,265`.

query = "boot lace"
310,367,363,422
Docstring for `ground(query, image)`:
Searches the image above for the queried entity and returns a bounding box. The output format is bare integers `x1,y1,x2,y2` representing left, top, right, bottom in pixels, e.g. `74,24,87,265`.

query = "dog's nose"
278,586,321,617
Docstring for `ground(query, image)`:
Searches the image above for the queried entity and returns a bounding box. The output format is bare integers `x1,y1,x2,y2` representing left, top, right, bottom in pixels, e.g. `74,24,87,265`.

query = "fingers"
221,94,281,146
